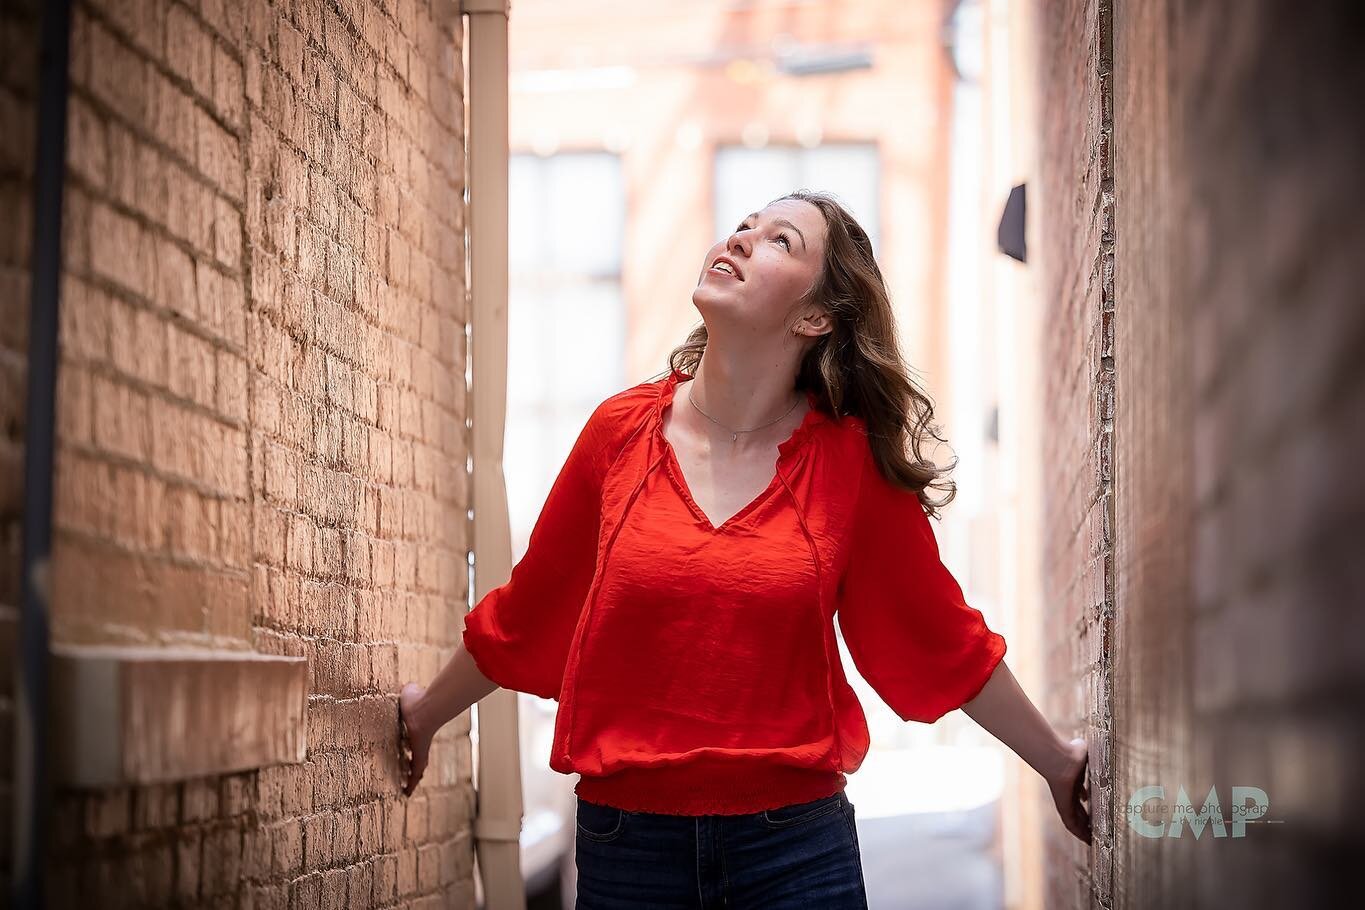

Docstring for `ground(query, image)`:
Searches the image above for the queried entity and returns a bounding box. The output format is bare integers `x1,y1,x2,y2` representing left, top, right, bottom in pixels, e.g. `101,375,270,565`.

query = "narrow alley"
2,1,1361,908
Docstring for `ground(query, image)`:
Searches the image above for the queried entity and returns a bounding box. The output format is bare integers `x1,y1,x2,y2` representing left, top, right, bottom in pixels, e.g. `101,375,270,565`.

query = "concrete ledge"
51,646,308,787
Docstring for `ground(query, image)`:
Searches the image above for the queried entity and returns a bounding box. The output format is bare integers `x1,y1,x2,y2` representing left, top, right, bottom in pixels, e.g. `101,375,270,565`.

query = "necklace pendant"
731,432,738,442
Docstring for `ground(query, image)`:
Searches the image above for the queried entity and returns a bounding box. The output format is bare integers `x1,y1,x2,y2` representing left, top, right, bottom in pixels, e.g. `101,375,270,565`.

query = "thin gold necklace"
686,385,802,443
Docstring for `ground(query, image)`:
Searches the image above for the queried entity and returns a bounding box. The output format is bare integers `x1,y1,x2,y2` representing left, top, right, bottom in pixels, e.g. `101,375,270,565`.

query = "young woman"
398,191,1092,907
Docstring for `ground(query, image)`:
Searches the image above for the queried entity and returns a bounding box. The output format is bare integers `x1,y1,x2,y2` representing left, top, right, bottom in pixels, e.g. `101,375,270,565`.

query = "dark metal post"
14,0,73,904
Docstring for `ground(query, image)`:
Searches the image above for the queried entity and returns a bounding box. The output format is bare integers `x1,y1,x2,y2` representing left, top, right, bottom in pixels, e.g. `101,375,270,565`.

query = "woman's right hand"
1047,736,1093,844
399,683,434,796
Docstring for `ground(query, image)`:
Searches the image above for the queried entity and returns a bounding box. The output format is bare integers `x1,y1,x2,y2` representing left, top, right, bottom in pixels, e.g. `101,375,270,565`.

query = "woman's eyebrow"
738,213,808,253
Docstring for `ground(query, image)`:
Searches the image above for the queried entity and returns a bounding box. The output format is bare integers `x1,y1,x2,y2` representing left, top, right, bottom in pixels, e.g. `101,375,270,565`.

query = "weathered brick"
132,782,180,830
271,818,303,877
90,201,153,299
396,846,417,897
66,94,108,187
191,117,232,199
303,811,335,870
333,808,359,865
166,3,213,100
371,853,397,903
201,824,243,896
212,42,244,128
87,19,148,125
212,196,243,270
91,373,151,460
151,69,199,166
167,321,217,408
216,349,248,422
346,862,374,909
291,872,324,910
174,829,203,903
83,788,130,838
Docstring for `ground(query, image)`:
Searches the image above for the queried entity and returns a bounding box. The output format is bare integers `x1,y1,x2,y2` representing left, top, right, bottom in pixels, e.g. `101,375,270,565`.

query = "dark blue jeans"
574,789,868,908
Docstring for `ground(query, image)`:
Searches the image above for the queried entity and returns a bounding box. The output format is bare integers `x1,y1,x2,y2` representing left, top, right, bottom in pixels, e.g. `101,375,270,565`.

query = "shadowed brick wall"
1034,0,1116,905
1036,0,1365,906
4,0,475,905
1110,1,1365,906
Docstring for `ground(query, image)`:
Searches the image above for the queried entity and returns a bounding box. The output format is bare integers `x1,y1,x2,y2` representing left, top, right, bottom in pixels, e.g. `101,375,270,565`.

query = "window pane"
509,154,547,271
546,153,625,275
713,146,799,242
505,150,627,561
799,144,881,253
713,143,881,254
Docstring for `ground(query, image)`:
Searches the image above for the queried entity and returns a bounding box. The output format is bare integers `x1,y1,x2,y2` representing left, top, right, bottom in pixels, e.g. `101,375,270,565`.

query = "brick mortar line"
253,614,463,649
54,523,251,577
64,196,251,351
67,79,245,209
249,6,388,132
64,263,468,440
251,251,469,387
59,437,248,504
77,0,246,127
63,355,248,433
243,50,466,235
65,179,248,310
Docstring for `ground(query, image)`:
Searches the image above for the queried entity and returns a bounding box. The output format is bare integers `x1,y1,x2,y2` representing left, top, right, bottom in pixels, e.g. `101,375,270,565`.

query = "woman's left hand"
1047,736,1093,844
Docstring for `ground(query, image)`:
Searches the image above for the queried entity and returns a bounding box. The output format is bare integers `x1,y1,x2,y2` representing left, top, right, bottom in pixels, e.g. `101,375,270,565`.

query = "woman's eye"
732,223,789,251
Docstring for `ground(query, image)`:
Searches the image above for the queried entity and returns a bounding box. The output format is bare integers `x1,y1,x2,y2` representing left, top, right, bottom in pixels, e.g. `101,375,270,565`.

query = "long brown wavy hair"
665,189,958,518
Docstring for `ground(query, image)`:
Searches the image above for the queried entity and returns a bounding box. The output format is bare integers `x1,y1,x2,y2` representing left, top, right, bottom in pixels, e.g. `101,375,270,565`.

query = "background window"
713,143,881,255
506,151,627,557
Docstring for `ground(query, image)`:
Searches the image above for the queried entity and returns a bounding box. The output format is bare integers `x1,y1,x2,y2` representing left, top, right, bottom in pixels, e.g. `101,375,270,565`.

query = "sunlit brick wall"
6,0,475,905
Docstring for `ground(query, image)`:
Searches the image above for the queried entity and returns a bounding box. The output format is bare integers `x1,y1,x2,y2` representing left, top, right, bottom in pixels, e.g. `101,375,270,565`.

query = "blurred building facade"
503,1,1035,907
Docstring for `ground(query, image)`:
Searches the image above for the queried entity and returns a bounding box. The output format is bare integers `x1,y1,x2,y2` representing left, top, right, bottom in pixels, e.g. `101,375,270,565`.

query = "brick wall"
1105,0,1197,906
1037,0,1365,906
1110,1,1365,906
1034,0,1115,906
7,0,475,905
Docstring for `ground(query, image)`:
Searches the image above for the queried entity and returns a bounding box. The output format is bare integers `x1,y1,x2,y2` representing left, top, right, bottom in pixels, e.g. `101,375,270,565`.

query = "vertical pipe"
460,1,526,907
13,0,72,906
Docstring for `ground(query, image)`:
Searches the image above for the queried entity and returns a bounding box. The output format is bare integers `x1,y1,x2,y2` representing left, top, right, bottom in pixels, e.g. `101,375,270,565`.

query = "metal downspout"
458,1,525,906
12,0,73,906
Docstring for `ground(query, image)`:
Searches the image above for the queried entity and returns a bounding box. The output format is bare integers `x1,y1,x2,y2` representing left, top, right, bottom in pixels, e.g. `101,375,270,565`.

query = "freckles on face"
697,201,826,321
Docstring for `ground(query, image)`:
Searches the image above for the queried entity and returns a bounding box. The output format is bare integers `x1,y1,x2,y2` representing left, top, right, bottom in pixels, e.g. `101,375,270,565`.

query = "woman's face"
692,199,827,333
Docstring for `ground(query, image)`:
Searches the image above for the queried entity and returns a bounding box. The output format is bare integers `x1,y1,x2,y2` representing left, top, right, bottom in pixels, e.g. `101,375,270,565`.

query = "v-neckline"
655,368,822,532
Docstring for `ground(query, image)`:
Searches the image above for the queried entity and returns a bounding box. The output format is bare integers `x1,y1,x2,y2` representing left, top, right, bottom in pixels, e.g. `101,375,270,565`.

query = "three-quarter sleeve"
835,446,1007,723
460,398,615,700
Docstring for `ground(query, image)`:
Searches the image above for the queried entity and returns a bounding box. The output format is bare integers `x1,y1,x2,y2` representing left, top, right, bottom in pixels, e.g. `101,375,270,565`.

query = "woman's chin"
692,286,740,315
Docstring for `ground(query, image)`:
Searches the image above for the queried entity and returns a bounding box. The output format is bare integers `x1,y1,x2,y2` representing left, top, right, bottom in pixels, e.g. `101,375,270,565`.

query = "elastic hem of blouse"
572,759,847,816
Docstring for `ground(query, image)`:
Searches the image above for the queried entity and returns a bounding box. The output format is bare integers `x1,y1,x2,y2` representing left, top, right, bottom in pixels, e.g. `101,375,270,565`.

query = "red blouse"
461,367,1007,815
